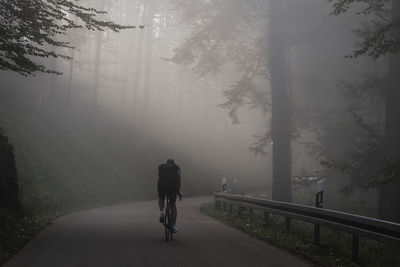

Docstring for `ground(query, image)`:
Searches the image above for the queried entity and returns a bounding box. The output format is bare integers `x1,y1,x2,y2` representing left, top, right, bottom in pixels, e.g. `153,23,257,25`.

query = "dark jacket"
158,162,181,192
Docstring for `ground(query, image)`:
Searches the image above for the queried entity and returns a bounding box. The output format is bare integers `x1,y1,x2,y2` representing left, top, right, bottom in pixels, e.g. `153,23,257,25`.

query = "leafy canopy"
330,0,400,58
0,0,138,76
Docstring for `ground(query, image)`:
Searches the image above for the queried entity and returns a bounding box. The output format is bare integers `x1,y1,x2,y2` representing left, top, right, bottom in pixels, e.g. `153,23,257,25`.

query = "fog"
1,0,399,221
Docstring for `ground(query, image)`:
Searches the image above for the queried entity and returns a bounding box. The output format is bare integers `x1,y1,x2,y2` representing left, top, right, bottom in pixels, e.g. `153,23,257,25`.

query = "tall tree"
331,0,400,221
269,0,292,202
131,4,146,122
92,0,105,112
380,0,400,221
171,0,293,201
140,0,156,141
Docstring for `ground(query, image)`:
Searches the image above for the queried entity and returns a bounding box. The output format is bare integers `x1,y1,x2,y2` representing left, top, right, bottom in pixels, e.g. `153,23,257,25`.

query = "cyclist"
158,159,181,233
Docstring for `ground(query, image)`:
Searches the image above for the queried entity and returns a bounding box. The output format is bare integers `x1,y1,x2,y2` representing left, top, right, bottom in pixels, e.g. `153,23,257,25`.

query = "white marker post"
222,177,227,193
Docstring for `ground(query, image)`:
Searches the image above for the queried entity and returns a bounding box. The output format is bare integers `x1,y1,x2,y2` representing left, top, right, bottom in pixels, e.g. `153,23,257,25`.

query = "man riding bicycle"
158,159,181,233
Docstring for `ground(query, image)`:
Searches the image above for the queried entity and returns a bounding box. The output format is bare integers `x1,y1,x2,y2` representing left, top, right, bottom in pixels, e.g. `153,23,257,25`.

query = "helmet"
167,159,175,165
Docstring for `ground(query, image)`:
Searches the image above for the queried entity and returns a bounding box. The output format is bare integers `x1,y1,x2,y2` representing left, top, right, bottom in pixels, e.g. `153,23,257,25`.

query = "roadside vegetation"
0,209,52,265
201,201,400,267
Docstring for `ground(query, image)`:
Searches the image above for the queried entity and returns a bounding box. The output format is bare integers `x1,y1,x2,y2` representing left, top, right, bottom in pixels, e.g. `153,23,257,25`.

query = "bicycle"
164,192,182,242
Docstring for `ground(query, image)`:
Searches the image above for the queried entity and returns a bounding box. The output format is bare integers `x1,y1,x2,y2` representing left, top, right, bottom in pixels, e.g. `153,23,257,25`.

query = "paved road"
5,197,310,267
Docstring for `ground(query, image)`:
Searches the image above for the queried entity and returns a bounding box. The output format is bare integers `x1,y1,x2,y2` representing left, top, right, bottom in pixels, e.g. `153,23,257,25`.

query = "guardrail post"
314,224,320,246
285,217,291,232
264,212,269,222
352,234,359,263
212,193,397,261
215,200,221,210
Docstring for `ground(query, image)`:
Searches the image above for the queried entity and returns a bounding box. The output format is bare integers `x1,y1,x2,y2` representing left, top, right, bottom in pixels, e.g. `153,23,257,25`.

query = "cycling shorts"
157,176,179,202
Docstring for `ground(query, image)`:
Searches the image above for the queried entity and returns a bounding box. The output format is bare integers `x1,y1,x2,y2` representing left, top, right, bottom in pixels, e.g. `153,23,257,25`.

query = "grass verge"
200,201,400,267
0,210,54,266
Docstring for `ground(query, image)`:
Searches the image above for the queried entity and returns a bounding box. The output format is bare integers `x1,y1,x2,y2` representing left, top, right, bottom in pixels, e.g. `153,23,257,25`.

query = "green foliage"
22,185,59,216
367,156,400,187
330,0,388,16
202,202,400,267
249,130,271,156
0,208,51,265
317,69,399,194
330,0,400,58
0,0,138,76
171,0,269,125
320,126,383,194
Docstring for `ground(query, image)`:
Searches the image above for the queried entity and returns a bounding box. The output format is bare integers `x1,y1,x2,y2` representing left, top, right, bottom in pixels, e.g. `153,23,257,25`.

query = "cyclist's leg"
157,179,165,212
158,195,166,223
167,191,177,226
172,177,179,226
171,201,177,226
158,180,167,223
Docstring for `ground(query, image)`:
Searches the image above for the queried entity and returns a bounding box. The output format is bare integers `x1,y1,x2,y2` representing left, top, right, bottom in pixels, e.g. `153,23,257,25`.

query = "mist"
1,0,399,223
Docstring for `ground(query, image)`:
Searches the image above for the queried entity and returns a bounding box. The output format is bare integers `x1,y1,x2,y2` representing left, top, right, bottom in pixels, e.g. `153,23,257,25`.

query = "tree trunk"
49,49,58,103
378,0,400,222
67,49,75,108
120,5,141,116
269,0,292,202
131,5,146,122
176,66,184,147
93,31,102,113
140,1,155,140
120,38,135,115
92,0,105,114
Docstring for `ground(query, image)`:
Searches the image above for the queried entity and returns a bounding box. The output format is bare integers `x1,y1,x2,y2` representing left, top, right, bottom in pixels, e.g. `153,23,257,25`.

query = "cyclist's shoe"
172,225,178,233
159,213,165,223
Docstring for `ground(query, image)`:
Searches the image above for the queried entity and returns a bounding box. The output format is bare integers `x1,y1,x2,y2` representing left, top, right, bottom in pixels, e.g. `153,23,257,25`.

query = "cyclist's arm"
177,168,181,192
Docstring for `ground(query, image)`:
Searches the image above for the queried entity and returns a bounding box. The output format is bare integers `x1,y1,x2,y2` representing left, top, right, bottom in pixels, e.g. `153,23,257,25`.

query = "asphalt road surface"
5,197,310,267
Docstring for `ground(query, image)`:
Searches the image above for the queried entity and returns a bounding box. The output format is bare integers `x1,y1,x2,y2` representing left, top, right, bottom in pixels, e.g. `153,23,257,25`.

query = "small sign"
315,180,325,208
316,180,325,193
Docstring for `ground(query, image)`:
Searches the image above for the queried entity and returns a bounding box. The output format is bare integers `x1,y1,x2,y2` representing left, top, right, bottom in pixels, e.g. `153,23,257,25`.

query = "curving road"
5,197,310,267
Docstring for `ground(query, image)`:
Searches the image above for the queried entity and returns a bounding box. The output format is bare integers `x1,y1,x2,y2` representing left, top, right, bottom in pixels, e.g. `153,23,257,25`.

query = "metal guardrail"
214,193,400,262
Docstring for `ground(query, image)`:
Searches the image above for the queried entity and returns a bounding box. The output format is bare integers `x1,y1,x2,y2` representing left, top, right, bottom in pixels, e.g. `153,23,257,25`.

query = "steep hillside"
0,129,21,214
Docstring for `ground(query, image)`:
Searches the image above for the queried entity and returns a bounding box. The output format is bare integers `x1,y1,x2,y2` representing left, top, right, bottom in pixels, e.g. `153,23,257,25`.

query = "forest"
0,0,399,262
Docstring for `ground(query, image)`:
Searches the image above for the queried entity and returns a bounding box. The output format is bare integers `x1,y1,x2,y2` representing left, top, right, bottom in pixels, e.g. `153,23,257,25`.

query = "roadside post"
232,178,237,193
315,180,324,208
222,177,227,192
314,179,325,246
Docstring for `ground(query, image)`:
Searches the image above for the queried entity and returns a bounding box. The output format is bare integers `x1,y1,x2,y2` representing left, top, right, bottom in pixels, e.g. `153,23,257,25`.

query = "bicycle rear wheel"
168,206,173,241
164,200,173,241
